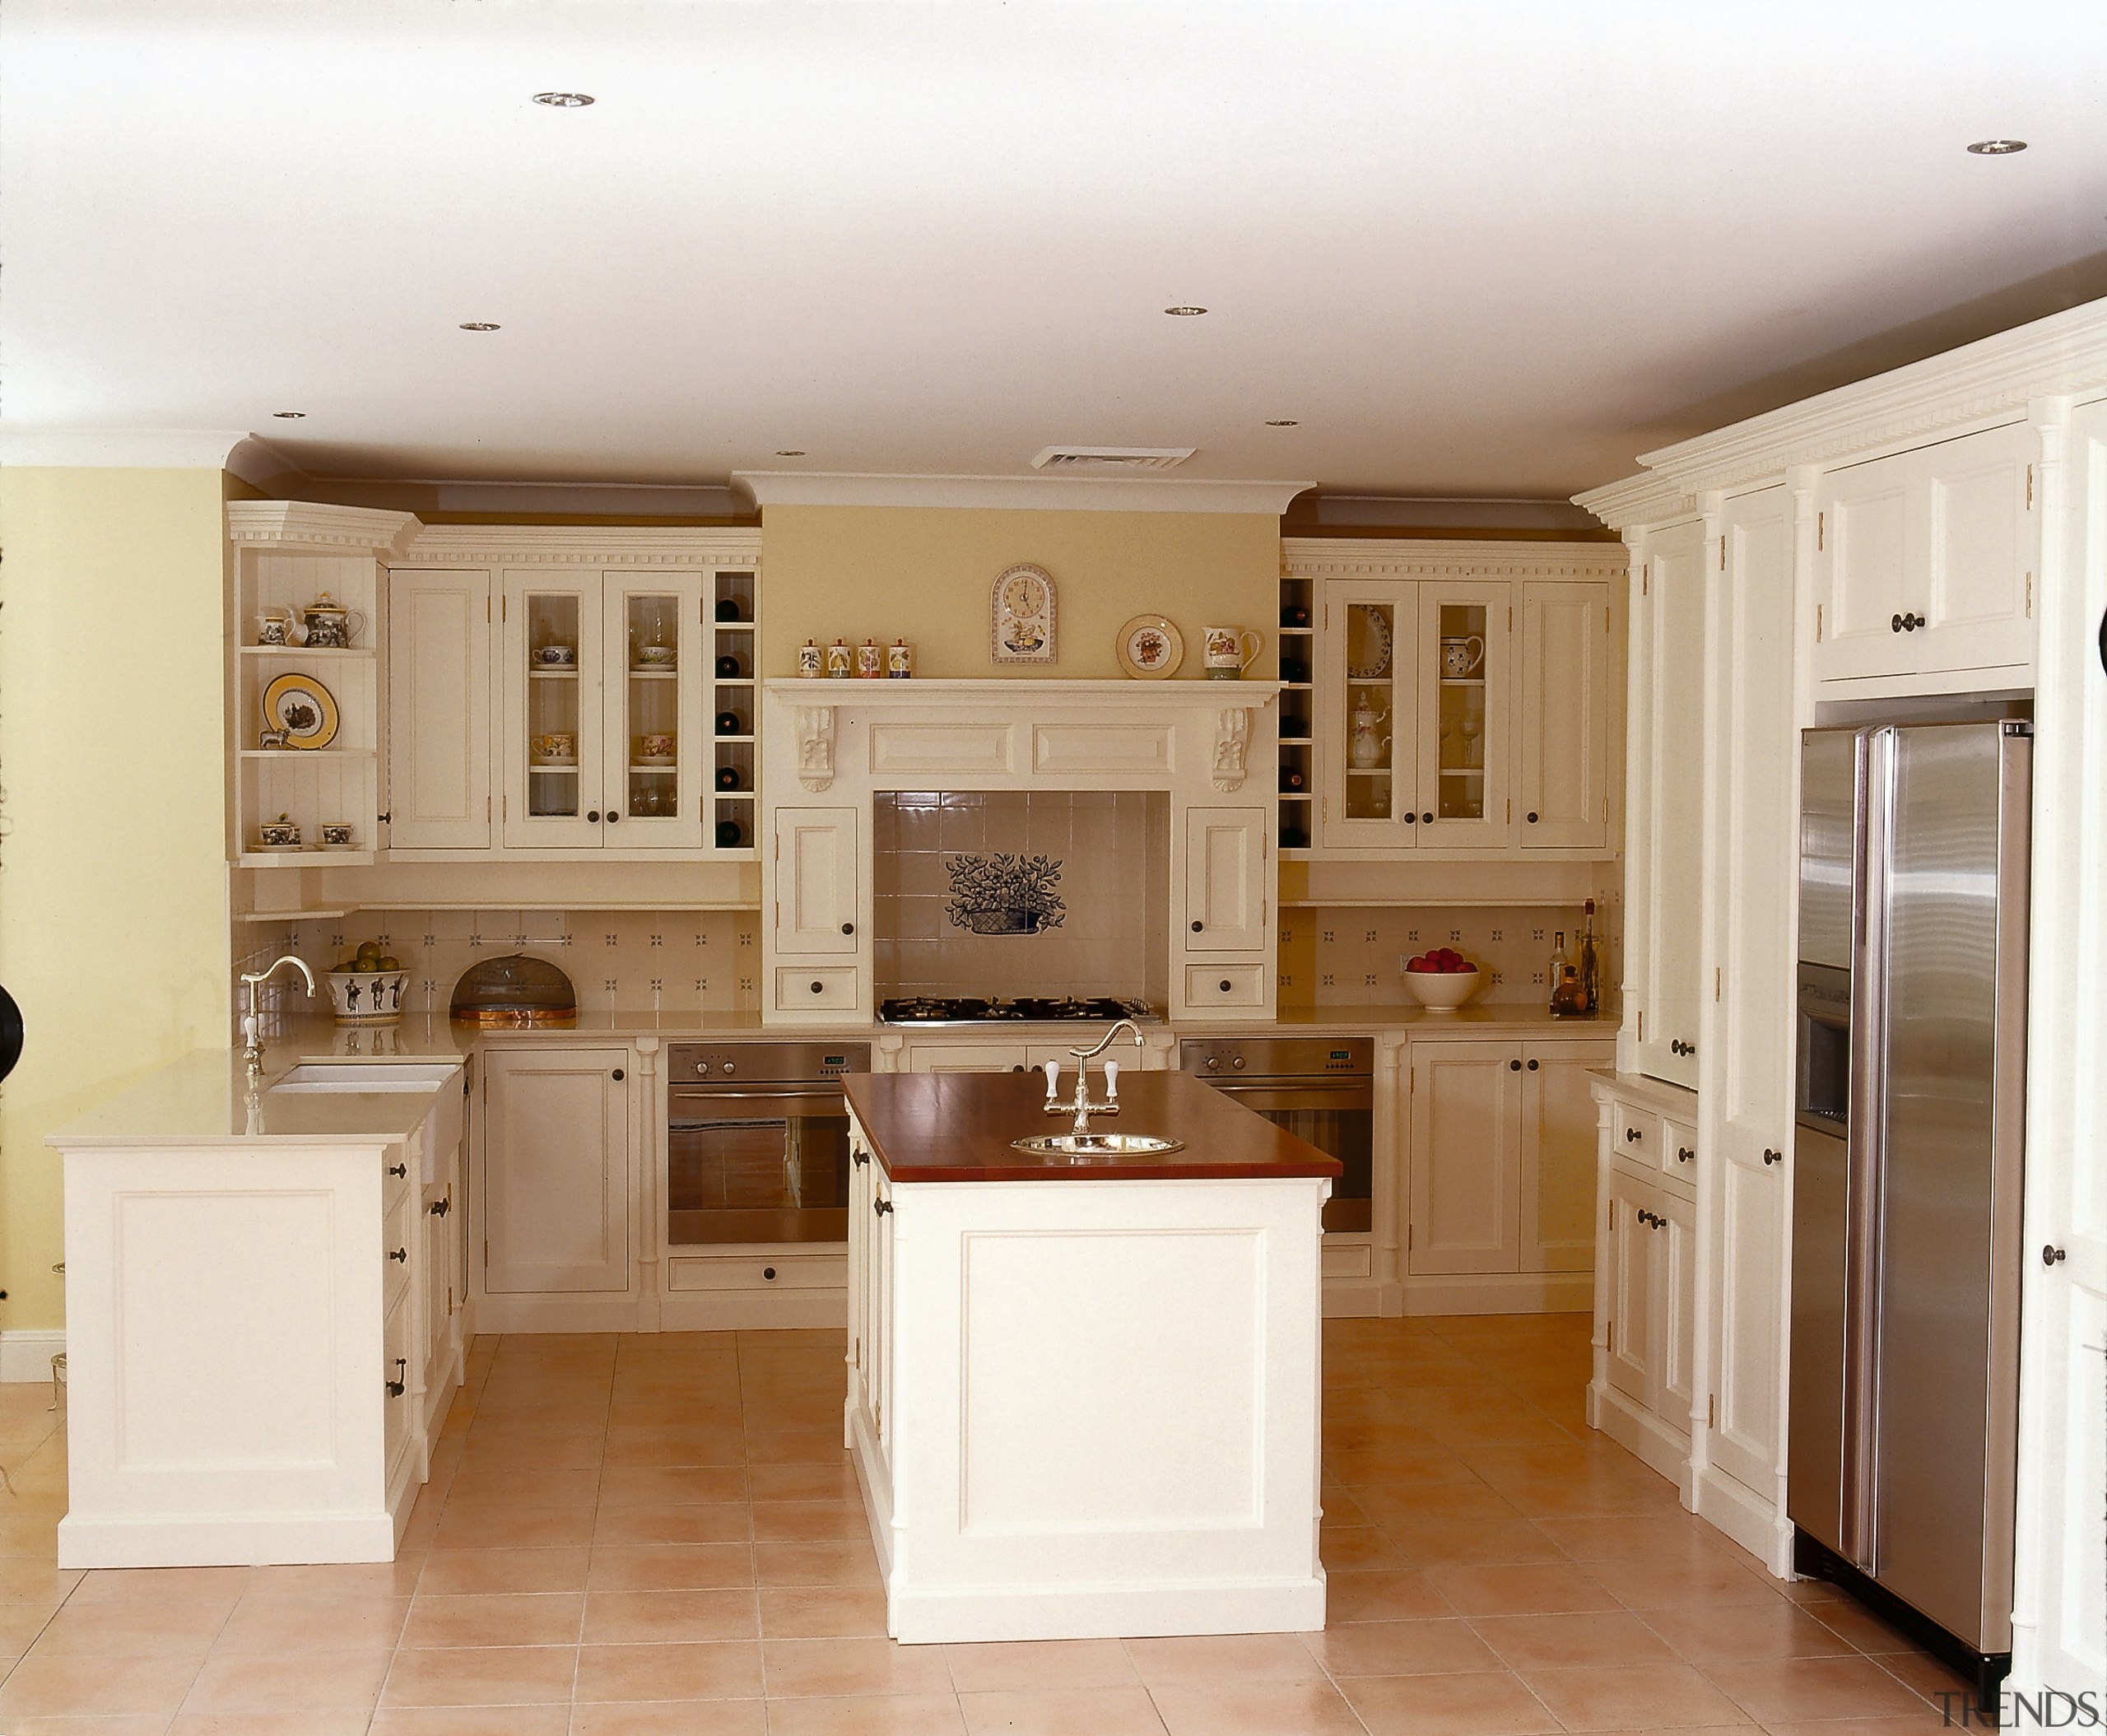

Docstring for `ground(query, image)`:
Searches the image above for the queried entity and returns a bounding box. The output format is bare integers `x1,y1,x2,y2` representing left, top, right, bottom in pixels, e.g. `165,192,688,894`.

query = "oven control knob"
695,1061,709,1076
1206,1057,1219,1070
1232,1056,1245,1070
721,1062,736,1076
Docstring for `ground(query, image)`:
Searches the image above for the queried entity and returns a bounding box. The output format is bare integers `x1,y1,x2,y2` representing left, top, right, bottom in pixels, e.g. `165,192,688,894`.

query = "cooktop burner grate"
879,994,1159,1025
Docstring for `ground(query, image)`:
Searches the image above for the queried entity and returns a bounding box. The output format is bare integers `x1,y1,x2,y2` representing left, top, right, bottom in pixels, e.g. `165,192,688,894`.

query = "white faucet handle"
1103,1059,1121,1100
1041,1059,1061,1101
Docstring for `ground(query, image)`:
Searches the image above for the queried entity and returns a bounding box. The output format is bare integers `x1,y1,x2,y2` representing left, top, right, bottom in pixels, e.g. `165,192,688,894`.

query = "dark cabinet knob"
1527,1059,1539,1071
811,980,825,994
2044,1245,2067,1266
1219,980,1233,993
1892,614,1905,633
1527,812,1539,824
1191,919,1203,933
612,1068,625,1082
389,1247,407,1264
1762,1147,1783,1166
1404,812,1416,824
1011,1064,1026,1073
1422,812,1434,823
841,922,854,935
874,1198,893,1217
1626,1127,1642,1142
852,1150,870,1167
587,810,601,823
1509,1059,1523,1072
429,1198,450,1217
607,811,620,823
386,1358,407,1399
388,1163,407,1179
763,1266,777,1281
1677,1147,1694,1164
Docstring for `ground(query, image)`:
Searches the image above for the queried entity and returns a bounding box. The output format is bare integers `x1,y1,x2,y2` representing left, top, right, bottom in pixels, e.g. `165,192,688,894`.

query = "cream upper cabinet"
1414,583,1510,849
774,806,859,955
1319,580,1423,850
1519,579,1614,852
1183,805,1267,952
1630,521,1707,1088
602,575,708,851
387,569,493,849
1814,421,2037,687
477,1046,633,1296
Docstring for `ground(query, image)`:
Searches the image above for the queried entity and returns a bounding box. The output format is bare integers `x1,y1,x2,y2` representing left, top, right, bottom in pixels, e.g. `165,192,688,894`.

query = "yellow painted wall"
759,506,1281,679
0,468,234,1331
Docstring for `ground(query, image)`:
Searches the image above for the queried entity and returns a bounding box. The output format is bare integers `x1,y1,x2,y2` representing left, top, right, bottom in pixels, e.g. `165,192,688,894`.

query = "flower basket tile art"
944,853,1067,936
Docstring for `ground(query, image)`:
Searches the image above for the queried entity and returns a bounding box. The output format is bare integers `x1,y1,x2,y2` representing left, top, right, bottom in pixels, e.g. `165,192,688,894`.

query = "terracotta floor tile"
584,1545,756,1592
569,1701,769,1735
1640,1603,1859,1664
0,1650,206,1720
1339,1668,1564,1736
753,1539,881,1589
1123,1632,1324,1684
166,1713,379,1734
601,1426,745,1468
1871,1647,1982,1706
943,1637,1138,1692
760,1692,967,1734
742,1428,854,1466
760,1634,956,1696
441,1468,602,1511
248,1557,426,1598
1385,1515,1567,1567
67,1566,249,1609
367,1710,571,1736
1472,1611,1678,1670
432,1504,598,1552
1519,1661,1751,1729
1757,1715,1956,1736
1150,1677,1367,1734
32,1596,232,1655
746,1460,860,1504
0,1715,172,1736
1588,1555,1788,1611
0,1561,84,1606
750,1501,872,1542
1350,1481,1520,1526
1429,1561,1620,1617
1304,1615,1500,1676
212,1591,411,1653
179,1646,395,1714
1326,1569,1456,1623
1537,1515,1744,1562
378,1643,579,1707
399,1592,585,1650
1807,1597,1928,1652
573,1638,765,1701
758,1586,892,1638
581,1588,760,1643
1704,1655,1936,1723
416,1548,592,1598
958,1684,1166,1735
594,1467,748,1507
590,1504,751,1547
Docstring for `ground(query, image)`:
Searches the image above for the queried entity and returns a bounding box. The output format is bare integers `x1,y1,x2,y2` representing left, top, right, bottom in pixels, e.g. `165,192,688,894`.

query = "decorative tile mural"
944,854,1066,935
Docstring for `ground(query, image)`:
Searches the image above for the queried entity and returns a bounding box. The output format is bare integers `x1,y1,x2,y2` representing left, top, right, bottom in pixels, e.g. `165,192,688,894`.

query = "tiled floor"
0,1314,1979,1734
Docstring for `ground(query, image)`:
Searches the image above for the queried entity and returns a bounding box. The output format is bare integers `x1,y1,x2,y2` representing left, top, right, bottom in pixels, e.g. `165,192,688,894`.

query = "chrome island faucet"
240,955,317,1079
1042,1017,1147,1138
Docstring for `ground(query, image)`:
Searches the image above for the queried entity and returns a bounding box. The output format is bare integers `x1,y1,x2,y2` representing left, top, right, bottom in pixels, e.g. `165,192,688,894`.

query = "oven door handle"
668,1088,848,1103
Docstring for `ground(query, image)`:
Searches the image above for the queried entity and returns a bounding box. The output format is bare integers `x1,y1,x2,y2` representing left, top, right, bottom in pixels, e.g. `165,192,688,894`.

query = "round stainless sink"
1009,1133,1187,1157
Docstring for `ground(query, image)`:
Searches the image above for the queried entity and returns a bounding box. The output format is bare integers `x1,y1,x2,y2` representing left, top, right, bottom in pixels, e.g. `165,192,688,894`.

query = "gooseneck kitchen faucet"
240,955,317,1078
1042,1017,1147,1138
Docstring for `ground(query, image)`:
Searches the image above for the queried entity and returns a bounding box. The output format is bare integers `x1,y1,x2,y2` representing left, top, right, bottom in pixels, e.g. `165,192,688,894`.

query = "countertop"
47,1049,463,1149
842,1071,1344,1184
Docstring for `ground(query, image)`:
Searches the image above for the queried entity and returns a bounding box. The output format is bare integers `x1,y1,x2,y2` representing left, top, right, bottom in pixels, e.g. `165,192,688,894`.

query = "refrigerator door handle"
1841,725,1892,1574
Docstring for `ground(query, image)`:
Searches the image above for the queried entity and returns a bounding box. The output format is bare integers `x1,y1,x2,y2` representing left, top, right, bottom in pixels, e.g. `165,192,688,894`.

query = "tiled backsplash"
234,908,762,1034
1278,899,1622,1009
873,790,1170,1004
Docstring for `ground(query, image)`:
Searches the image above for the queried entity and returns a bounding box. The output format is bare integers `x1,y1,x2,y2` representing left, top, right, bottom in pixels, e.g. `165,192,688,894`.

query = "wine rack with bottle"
1277,571,1315,853
711,569,758,855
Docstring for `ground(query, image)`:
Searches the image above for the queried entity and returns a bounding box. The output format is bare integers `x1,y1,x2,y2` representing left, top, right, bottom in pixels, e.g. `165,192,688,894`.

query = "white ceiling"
7,0,2107,500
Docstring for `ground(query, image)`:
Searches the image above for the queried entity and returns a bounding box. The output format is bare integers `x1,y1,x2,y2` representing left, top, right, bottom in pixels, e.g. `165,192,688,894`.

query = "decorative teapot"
302,592,365,649
1349,698,1390,769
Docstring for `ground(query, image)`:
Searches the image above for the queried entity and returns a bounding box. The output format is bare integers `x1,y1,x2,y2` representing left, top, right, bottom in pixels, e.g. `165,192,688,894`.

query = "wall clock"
991,563,1056,664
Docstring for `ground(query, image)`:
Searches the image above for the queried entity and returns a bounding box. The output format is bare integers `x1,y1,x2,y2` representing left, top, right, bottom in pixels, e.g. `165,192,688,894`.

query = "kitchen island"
840,1068,1341,1643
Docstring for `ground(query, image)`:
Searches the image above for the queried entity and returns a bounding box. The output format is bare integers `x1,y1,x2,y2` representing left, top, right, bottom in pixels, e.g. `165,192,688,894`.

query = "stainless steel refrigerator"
1790,719,2030,1692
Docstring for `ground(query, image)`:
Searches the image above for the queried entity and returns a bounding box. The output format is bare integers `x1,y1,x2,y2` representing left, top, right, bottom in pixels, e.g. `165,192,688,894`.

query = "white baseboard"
1695,1464,1793,1576
1403,1272,1593,1315
0,1330,66,1384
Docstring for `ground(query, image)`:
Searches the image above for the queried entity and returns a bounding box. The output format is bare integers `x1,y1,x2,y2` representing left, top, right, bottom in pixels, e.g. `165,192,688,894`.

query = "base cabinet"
1406,1035,1612,1311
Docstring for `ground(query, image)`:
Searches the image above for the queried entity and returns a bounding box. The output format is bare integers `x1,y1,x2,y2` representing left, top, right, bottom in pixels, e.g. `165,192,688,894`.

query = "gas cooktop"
879,995,1161,1026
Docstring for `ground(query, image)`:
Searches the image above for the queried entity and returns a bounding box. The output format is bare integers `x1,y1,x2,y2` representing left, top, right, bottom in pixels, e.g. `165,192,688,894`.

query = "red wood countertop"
840,1070,1343,1184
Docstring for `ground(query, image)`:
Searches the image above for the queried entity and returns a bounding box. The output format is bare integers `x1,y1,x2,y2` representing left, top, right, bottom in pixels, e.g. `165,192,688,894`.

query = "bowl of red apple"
1403,947,1481,1011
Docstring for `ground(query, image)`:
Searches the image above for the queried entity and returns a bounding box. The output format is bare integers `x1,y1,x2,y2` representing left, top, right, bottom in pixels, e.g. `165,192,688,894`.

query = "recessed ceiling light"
272,411,306,419
533,91,594,107
458,321,502,331
1967,138,2028,155
775,449,807,457
1264,420,1299,427
1164,305,1208,317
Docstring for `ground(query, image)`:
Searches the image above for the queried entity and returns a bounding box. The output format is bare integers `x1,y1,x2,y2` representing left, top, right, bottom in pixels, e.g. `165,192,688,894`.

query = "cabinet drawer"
383,1193,416,1312
383,1149,412,1212
775,966,858,1012
1321,1240,1373,1280
1186,963,1267,1008
667,1251,847,1292
1659,1115,1699,1182
1611,1107,1662,1170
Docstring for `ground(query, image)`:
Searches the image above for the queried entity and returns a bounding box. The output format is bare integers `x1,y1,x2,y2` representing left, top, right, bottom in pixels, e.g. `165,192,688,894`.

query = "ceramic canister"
887,639,914,678
855,639,883,678
798,640,823,677
825,639,853,678
257,609,291,645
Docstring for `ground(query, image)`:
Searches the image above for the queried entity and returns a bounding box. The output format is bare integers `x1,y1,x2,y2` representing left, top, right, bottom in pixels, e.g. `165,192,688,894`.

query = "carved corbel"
1212,705,1254,792
795,705,838,792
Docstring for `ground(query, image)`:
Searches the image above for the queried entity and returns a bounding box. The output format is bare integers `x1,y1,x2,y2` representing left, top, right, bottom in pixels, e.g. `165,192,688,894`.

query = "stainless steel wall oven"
1178,1036,1373,1231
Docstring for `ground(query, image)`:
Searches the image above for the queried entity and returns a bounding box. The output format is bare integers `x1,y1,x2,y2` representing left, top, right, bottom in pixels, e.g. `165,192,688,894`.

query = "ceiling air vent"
1030,445,1196,472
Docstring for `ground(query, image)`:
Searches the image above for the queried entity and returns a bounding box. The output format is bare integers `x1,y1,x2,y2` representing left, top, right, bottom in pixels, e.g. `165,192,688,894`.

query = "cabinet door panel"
1319,582,1416,850
388,570,492,849
1654,1186,1698,1431
1520,1043,1614,1273
774,807,859,953
1920,422,2035,673
904,1042,1032,1074
1408,1041,1520,1274
1640,523,1705,1087
603,573,706,849
1184,806,1267,951
1709,1147,1785,1491
1604,1167,1654,1405
1816,456,1913,680
1519,581,1612,851
1415,583,1509,849
481,1049,630,1294
500,572,606,849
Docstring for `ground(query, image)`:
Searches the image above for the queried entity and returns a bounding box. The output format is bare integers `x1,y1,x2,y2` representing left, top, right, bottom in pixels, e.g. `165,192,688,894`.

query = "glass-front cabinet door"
1415,581,1510,849
1319,581,1419,850
502,572,606,849
605,575,705,850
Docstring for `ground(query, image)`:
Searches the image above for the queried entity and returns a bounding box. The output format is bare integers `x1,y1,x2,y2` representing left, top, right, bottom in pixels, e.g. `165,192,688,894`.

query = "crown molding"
225,499,424,558
1576,296,2107,529
734,470,1314,515
1,426,253,469
402,524,761,565
1281,536,1630,576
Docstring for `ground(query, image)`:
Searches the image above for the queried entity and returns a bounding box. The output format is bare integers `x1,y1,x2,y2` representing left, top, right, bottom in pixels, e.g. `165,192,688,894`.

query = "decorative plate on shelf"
991,563,1057,663
1116,615,1184,679
260,673,340,749
1346,604,1393,680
